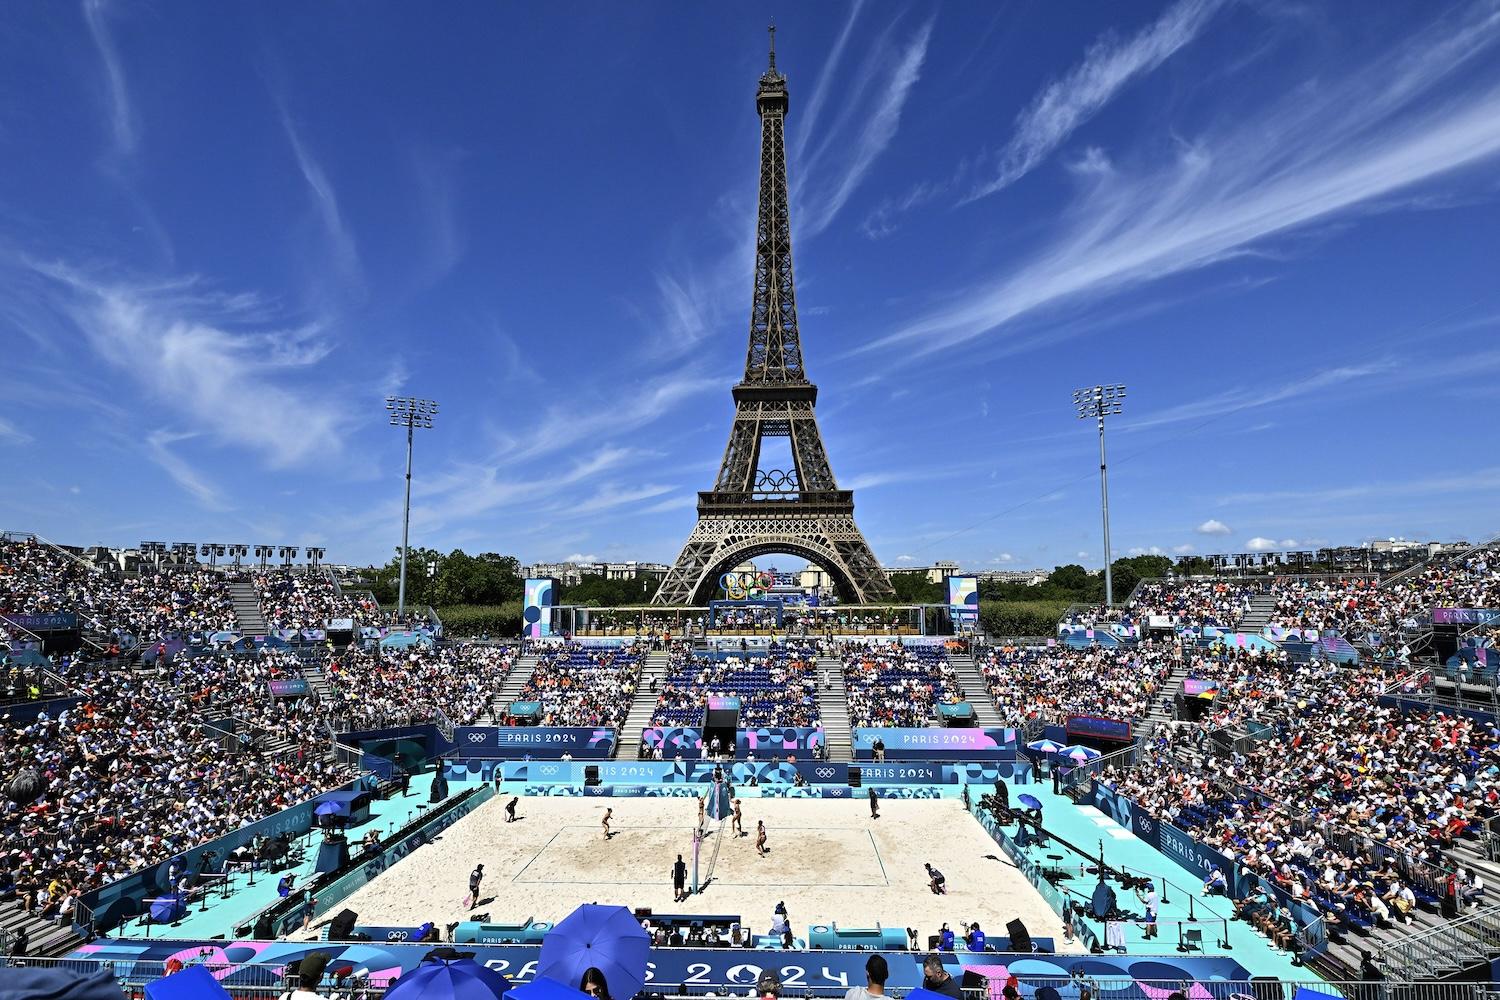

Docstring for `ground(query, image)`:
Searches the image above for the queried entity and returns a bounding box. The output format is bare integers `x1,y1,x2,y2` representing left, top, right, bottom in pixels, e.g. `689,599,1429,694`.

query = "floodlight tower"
278,545,298,568
228,544,249,569
1073,384,1126,607
306,547,326,574
254,544,273,568
387,396,439,618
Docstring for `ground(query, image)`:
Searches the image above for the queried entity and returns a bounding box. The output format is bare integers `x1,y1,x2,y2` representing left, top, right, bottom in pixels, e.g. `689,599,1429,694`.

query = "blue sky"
4,1,1500,571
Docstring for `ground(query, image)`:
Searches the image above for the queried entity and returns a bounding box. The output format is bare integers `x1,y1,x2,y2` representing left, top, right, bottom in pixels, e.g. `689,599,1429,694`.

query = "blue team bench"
808,923,909,951
453,918,554,944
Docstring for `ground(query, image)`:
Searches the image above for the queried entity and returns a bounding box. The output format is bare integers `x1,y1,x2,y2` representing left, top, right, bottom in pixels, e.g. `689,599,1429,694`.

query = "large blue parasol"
149,893,188,924
384,959,513,1000
1017,793,1044,811
144,964,233,1000
538,904,650,1000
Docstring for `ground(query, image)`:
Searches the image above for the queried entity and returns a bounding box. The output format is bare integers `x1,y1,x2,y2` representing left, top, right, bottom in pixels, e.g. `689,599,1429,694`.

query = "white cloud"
1245,537,1298,551
865,3,1500,357
895,554,915,562
641,494,697,515
1076,550,1090,559
0,416,32,444
82,0,138,157
799,18,934,237
145,430,228,510
1196,518,1232,535
1172,543,1195,554
967,0,1223,201
993,552,1016,564
563,553,598,564
1128,545,1167,556
33,264,349,468
279,107,361,287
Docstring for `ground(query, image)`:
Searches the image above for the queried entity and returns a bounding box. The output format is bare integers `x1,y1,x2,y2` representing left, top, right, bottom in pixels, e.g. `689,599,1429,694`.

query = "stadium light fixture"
278,545,298,568
228,544,248,568
1072,384,1126,607
253,544,273,568
140,541,166,570
387,396,440,618
171,542,197,567
306,547,326,573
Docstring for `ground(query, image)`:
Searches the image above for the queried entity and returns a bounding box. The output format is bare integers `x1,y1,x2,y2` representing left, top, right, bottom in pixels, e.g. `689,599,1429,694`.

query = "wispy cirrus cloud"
82,0,137,158
862,0,1220,235
0,416,32,445
145,430,228,510
278,107,362,289
28,261,349,467
797,17,934,237
863,1,1500,357
965,0,1223,202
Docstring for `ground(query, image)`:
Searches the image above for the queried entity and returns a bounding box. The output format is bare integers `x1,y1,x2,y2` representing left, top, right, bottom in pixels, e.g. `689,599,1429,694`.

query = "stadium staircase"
1236,591,1279,634
0,898,84,958
948,651,1002,727
1134,657,1194,741
228,580,268,636
494,651,538,709
301,659,334,702
624,650,670,759
818,658,854,759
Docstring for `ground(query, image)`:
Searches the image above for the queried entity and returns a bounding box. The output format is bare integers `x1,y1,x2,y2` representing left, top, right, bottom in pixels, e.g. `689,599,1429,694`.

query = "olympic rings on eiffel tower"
719,569,775,600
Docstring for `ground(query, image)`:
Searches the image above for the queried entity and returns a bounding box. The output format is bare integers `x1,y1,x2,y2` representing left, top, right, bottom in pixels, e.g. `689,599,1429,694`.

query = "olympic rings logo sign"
467,732,488,743
720,570,775,600
815,767,836,779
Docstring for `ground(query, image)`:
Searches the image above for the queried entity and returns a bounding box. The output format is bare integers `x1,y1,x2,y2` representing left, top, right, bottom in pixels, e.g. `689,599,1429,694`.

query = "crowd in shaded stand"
842,641,962,728
253,571,380,632
322,643,514,729
650,644,820,729
978,641,1175,727
1,538,238,646
505,642,640,728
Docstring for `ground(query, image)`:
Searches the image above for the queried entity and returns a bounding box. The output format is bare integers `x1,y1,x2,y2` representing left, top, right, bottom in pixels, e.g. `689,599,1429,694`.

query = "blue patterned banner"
452,726,617,759
852,727,1016,760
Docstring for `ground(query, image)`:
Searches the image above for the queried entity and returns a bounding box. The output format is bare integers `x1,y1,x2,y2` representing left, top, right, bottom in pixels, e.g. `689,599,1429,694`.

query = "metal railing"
1383,903,1500,980
9,956,1487,1000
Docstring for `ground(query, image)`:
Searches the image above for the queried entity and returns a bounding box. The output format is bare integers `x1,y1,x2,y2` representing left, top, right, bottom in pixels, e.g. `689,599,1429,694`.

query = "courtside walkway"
1003,776,1306,979
113,774,463,941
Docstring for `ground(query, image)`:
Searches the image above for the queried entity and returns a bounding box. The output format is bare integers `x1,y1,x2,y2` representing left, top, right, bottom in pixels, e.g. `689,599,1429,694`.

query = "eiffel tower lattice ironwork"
653,30,895,607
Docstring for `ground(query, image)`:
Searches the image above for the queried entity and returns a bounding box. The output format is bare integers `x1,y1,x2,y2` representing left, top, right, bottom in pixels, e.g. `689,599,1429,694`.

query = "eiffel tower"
653,29,895,607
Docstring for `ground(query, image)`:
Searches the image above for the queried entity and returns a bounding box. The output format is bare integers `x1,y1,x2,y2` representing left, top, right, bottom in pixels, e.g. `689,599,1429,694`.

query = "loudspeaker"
960,971,990,993
585,766,601,787
848,767,862,788
328,908,358,940
1005,918,1031,953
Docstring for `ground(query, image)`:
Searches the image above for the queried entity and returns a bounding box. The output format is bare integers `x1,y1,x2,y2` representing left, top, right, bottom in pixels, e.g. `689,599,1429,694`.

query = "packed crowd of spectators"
1098,649,1497,938
978,641,1175,728
322,643,515,730
1,652,357,919
505,642,641,728
254,571,378,632
1,538,238,647
842,641,962,728
1123,580,1262,629
650,645,820,729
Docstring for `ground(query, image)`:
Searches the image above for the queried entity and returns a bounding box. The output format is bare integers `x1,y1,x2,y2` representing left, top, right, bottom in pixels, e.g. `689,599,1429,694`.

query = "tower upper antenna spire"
768,23,776,71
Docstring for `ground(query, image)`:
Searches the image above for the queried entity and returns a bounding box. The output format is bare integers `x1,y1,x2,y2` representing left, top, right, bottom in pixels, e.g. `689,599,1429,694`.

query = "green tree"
888,571,944,604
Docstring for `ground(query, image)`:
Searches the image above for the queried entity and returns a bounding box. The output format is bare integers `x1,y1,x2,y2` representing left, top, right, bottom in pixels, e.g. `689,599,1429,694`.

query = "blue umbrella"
504,978,593,1000
315,801,343,817
385,959,512,1000
144,964,232,1000
1025,739,1065,754
1062,745,1102,762
538,904,650,1000
149,893,187,924
1017,793,1043,811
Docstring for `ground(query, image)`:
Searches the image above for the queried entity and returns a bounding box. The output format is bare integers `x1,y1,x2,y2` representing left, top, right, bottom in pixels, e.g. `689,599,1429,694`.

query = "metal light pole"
1073,384,1126,607
387,396,438,618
